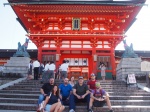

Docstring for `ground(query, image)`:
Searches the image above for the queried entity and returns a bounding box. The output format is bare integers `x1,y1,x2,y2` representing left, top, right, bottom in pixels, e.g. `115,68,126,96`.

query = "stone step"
0,78,149,112
0,92,150,100
0,103,150,112
0,110,35,112
0,98,37,104
15,83,127,87
3,88,41,91
8,85,129,90
109,96,150,100
3,87,143,93
111,100,150,105
108,92,150,96
21,80,125,84
0,90,40,94
0,97,150,106
0,93,39,99
0,103,36,111
0,89,148,95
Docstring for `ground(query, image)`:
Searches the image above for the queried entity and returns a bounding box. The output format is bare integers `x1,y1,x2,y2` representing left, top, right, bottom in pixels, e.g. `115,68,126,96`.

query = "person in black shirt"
37,78,55,106
69,76,90,112
42,85,65,112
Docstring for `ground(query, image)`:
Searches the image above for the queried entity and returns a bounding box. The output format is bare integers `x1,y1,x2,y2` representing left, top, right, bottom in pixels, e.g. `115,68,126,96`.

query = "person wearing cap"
88,82,113,112
87,73,97,91
69,76,90,112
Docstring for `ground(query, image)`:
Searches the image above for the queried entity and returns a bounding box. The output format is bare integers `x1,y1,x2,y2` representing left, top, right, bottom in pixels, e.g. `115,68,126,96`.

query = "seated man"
37,78,55,108
88,82,114,112
87,73,97,91
59,78,72,105
69,76,90,112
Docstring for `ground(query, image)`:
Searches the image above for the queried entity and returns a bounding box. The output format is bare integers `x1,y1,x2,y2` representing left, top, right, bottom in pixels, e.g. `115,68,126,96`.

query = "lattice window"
42,55,56,63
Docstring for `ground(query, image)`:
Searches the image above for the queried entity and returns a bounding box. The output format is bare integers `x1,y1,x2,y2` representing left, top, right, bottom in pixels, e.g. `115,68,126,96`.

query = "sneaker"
109,109,114,112
69,109,75,112
88,109,93,112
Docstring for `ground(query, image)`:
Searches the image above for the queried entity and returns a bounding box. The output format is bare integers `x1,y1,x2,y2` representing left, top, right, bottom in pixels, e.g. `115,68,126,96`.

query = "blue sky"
0,0,150,50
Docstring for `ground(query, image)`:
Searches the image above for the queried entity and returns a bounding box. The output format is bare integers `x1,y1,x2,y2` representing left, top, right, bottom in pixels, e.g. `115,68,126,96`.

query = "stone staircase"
0,79,150,112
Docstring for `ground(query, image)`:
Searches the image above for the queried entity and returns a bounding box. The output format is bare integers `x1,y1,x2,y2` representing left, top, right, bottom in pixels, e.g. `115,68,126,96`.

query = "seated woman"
41,85,65,112
69,76,76,87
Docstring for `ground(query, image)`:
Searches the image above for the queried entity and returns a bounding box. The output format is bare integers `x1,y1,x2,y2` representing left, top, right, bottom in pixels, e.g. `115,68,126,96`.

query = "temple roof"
7,0,146,48
8,0,146,4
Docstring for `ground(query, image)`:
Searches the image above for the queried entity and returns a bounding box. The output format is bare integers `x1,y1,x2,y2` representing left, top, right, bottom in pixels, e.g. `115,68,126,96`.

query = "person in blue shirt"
59,78,72,105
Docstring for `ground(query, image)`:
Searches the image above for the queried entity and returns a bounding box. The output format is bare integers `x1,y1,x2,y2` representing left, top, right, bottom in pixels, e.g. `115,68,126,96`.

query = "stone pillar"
3,57,30,77
116,58,143,81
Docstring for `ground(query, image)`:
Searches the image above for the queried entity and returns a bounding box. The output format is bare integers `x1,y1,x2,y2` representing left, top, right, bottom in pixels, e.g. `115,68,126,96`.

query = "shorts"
93,100,106,107
45,104,52,112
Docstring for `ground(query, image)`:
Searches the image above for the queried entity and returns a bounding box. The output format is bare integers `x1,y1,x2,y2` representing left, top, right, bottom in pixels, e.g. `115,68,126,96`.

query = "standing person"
48,61,56,78
44,61,50,71
42,61,50,83
37,78,55,108
99,63,106,80
27,60,33,79
39,62,44,79
69,76,90,112
59,78,72,105
59,60,69,79
88,82,113,112
41,85,65,112
69,76,76,87
87,73,97,91
32,59,40,80
55,64,61,79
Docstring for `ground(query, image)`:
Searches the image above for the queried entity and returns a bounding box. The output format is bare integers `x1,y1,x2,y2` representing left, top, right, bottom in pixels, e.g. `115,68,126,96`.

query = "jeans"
69,93,90,110
38,94,45,104
61,97,69,105
60,71,67,79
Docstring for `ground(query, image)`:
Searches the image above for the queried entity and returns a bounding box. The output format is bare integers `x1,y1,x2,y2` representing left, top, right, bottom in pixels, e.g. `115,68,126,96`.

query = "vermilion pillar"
111,47,116,77
38,46,42,62
92,47,97,76
56,46,60,70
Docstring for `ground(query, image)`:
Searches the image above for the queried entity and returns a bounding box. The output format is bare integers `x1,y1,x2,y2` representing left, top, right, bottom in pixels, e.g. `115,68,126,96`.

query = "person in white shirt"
48,61,56,78
59,60,69,79
32,59,40,80
44,61,50,71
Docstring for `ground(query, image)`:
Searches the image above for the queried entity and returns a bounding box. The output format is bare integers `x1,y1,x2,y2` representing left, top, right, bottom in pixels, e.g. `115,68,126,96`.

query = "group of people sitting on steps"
37,73,114,112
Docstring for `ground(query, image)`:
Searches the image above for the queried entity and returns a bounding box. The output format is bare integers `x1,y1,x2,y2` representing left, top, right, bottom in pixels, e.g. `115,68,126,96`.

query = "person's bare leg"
58,105,65,112
50,103,58,112
54,102,62,112
105,96,112,110
89,97,94,109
